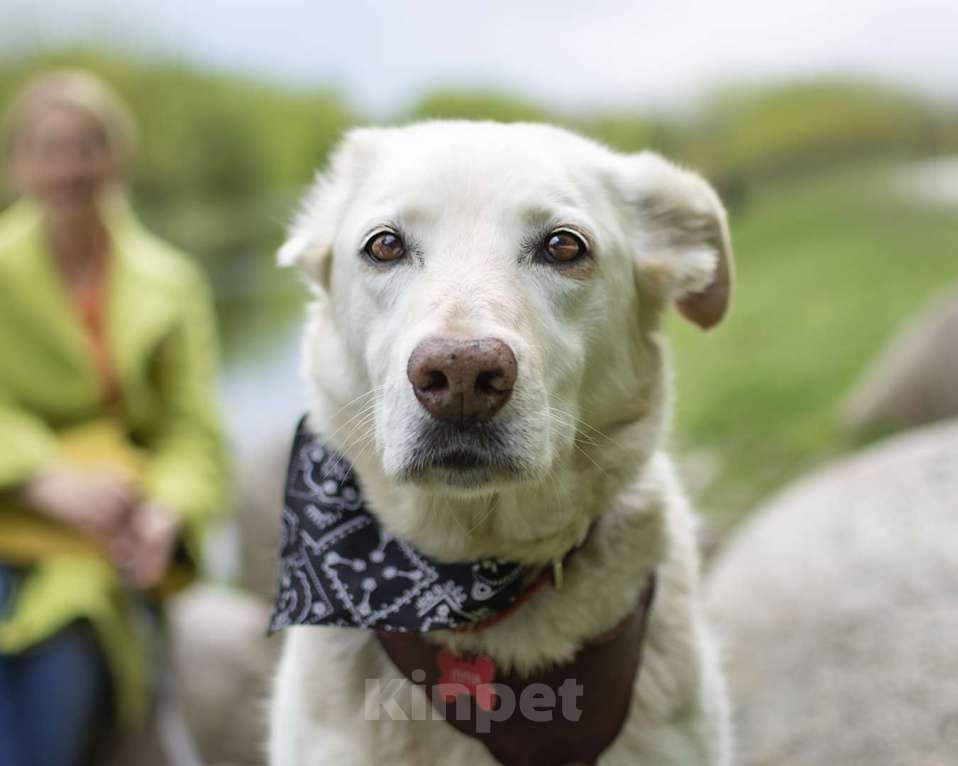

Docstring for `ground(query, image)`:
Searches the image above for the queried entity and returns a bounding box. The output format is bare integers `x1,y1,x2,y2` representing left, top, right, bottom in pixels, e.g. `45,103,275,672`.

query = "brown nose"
407,337,517,426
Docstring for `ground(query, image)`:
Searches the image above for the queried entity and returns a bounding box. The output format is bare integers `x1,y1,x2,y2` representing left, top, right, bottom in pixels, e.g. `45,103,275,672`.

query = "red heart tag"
436,649,497,711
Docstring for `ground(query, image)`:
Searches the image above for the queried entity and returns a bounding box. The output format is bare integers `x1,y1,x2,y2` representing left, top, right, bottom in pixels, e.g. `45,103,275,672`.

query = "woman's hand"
20,471,180,588
121,502,180,589
19,468,139,543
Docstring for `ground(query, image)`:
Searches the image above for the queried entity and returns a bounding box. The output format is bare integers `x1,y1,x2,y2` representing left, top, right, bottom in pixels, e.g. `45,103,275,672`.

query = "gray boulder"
170,584,281,766
842,289,958,433
707,420,958,766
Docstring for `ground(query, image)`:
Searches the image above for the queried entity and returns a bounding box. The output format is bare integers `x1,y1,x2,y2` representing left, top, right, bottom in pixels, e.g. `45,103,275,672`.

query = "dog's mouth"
397,422,529,490
431,449,490,472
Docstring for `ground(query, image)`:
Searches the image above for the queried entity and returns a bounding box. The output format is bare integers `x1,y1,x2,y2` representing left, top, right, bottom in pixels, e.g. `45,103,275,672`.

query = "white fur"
269,121,733,765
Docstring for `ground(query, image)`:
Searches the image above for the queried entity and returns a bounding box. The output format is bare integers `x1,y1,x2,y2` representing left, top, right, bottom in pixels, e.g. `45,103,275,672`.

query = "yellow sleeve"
142,268,229,560
0,392,58,492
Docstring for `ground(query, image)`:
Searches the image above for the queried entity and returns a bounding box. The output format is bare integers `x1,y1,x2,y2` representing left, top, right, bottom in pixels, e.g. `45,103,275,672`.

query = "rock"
842,288,958,433
169,584,282,766
896,156,958,206
707,420,958,766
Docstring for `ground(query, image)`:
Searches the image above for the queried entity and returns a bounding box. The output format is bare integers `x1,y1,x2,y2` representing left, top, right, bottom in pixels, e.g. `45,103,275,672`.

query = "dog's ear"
278,128,378,290
620,152,733,329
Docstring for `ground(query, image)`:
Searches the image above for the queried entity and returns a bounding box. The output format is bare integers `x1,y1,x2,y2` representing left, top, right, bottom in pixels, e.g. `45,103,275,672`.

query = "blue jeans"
0,568,114,766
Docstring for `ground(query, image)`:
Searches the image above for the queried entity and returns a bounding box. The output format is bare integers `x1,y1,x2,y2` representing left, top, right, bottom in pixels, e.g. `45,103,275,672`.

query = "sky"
4,0,957,116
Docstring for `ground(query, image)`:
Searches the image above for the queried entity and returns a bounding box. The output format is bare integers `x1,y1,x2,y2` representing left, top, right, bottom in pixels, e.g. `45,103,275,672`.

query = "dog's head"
281,122,731,557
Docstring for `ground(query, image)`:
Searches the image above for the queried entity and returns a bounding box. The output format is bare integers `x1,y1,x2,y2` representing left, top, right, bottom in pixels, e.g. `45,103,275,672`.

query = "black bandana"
269,417,530,634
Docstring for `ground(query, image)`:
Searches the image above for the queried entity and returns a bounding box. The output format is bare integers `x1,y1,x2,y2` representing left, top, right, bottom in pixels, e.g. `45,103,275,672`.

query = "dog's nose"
407,337,517,426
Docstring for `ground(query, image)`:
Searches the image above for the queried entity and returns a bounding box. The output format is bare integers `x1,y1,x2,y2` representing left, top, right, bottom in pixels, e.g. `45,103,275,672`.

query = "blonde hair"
5,69,137,161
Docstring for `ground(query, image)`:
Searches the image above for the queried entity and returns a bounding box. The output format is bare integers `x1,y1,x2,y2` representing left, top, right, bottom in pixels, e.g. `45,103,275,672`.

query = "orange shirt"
66,250,121,409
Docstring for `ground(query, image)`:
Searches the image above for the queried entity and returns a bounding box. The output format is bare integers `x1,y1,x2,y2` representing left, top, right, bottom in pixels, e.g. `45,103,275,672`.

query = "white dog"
269,121,733,766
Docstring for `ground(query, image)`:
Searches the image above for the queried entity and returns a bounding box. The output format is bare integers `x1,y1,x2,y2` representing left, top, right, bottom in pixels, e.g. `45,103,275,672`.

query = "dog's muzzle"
403,336,522,486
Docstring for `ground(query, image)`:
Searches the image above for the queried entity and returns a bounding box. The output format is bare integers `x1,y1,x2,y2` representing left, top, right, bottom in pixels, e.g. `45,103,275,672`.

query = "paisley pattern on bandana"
269,417,527,633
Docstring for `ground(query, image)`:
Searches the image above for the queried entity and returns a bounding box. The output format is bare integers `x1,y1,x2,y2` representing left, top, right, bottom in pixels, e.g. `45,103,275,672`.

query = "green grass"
667,162,958,528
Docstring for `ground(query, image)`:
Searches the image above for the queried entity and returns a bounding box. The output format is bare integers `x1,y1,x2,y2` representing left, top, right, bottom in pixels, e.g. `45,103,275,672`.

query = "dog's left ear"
277,128,379,291
620,152,733,329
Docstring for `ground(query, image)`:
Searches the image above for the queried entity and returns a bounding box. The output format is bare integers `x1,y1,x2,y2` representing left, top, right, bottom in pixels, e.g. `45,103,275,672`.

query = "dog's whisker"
333,385,387,418
349,426,380,468
553,409,619,446
465,495,497,535
570,439,610,478
324,397,382,449
337,390,384,423
332,431,379,494
327,410,380,481
546,416,603,474
546,409,603,452
337,410,379,458
547,406,625,451
322,410,375,453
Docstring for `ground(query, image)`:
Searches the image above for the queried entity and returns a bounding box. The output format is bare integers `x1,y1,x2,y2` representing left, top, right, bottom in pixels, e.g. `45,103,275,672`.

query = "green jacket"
0,197,228,725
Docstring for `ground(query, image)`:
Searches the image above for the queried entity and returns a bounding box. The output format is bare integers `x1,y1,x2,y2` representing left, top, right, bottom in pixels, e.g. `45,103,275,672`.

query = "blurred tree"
684,81,939,194
409,90,551,123
581,112,673,155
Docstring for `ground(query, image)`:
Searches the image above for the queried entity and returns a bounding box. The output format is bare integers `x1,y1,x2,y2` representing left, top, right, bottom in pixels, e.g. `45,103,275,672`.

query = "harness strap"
377,574,656,766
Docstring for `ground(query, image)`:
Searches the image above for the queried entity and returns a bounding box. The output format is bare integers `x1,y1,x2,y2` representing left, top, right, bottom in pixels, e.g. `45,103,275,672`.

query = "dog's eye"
364,232,406,263
542,230,588,264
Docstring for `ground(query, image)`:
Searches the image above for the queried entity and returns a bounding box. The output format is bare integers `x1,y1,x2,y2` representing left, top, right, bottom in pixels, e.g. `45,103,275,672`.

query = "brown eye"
543,230,588,263
365,231,406,263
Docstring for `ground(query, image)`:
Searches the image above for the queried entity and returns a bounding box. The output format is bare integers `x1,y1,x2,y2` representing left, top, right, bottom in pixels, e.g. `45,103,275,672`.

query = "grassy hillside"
668,163,958,525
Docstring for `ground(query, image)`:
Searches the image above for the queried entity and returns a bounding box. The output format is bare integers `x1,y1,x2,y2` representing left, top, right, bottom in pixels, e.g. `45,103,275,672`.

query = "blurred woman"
0,71,227,766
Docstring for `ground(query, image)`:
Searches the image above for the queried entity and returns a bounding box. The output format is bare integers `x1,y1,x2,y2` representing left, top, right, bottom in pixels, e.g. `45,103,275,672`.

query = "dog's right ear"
619,151,733,330
277,128,378,291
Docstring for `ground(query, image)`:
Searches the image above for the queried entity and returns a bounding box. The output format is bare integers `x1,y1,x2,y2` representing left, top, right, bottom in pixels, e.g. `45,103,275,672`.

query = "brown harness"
376,575,656,766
